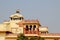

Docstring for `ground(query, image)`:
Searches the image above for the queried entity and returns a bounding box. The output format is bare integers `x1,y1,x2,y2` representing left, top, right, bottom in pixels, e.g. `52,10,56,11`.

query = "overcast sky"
0,0,60,33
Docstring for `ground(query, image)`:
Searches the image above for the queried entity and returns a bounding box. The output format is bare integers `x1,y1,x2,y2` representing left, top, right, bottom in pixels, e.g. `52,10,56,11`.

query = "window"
34,25,36,28
12,18,20,20
33,25,36,30
20,17,24,20
20,17,21,20
26,25,29,31
11,18,12,20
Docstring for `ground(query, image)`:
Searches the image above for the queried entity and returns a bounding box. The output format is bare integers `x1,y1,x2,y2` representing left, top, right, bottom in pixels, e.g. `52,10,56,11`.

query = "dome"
39,27,48,32
10,10,23,18
10,13,23,18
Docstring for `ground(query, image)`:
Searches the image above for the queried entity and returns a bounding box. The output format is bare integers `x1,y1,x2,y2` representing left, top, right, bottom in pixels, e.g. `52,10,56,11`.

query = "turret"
9,9,24,23
39,26,48,34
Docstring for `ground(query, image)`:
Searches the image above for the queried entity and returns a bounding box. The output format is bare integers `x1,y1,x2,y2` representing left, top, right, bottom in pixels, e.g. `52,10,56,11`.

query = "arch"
30,25,32,30
33,25,36,30
26,25,29,31
20,17,24,20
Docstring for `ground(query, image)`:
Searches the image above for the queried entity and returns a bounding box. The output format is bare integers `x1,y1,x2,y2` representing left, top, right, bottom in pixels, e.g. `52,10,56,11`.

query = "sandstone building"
0,10,60,40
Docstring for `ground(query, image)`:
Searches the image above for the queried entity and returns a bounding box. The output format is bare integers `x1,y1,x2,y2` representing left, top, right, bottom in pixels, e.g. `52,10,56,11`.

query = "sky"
0,0,60,33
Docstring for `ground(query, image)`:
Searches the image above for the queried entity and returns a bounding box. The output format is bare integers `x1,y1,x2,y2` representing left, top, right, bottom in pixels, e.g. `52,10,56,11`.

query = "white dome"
10,10,23,18
39,27,48,32
10,13,23,18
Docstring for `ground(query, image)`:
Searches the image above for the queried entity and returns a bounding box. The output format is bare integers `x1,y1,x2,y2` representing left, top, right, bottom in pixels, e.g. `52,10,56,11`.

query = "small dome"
10,13,23,18
39,27,48,32
10,10,23,18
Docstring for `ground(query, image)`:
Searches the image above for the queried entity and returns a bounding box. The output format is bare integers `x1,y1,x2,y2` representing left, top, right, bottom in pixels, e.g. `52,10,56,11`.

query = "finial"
16,9,20,13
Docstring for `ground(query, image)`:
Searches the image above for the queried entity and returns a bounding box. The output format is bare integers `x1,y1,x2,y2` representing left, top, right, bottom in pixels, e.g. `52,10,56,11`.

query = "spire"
10,9,23,18
16,9,20,13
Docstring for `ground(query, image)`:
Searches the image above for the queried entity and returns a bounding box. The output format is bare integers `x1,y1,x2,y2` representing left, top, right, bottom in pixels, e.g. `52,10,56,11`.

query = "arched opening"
30,25,32,30
20,17,24,20
26,25,29,31
10,17,24,20
13,18,19,20
11,18,13,20
33,25,36,30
